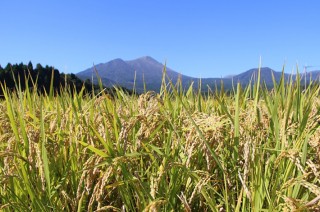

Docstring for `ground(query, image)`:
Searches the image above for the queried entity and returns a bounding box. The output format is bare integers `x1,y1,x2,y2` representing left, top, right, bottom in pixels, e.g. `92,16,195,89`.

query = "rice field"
0,70,320,211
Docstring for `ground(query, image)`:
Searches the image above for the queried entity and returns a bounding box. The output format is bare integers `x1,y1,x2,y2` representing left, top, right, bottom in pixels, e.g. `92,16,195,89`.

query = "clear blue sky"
1,1,319,78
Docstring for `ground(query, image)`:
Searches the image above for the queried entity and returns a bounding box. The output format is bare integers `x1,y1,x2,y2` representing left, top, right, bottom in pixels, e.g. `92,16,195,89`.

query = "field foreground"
1,74,320,211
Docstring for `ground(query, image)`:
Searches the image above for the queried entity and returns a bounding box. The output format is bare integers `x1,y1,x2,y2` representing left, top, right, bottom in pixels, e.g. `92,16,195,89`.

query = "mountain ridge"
76,56,320,92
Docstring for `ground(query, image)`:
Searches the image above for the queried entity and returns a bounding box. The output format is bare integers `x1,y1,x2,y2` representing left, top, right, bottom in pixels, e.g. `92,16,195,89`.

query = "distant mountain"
232,67,292,85
77,56,199,92
76,56,320,93
304,70,320,84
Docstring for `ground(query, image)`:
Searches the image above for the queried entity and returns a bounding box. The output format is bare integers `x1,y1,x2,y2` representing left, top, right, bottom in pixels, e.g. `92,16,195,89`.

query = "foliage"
0,62,106,97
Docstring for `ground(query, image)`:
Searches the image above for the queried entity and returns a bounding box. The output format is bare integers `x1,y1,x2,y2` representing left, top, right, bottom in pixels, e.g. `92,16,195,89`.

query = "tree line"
0,62,131,97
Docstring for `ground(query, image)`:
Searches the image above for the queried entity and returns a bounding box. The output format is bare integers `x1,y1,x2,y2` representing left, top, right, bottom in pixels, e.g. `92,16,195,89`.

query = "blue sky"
0,1,319,78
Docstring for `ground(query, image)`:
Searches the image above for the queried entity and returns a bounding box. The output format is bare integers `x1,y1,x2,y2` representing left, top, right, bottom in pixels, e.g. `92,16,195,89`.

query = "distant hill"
76,56,320,93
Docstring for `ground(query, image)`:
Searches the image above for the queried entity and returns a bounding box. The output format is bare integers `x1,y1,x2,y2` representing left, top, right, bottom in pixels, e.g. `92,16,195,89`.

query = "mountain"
304,70,320,83
232,67,293,85
76,56,320,93
77,58,134,88
77,56,199,92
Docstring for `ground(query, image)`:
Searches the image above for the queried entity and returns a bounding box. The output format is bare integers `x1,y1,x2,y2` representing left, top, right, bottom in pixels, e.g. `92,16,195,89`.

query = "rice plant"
0,68,320,211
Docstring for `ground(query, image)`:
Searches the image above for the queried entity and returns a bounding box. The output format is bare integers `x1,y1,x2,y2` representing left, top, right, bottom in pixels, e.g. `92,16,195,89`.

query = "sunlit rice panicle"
136,91,164,147
178,192,191,212
306,159,320,181
188,172,211,204
2,137,15,176
97,167,113,203
0,105,15,177
36,139,46,191
143,199,166,212
299,180,320,196
87,166,114,210
274,149,304,173
76,154,104,209
182,111,226,170
242,139,251,200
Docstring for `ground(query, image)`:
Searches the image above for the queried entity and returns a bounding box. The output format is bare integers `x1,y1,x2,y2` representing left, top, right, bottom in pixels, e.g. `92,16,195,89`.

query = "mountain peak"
136,56,159,63
109,58,125,63
77,56,185,92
